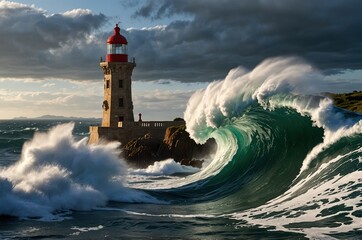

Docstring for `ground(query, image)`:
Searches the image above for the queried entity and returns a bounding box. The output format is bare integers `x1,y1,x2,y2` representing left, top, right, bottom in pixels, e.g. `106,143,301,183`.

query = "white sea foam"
130,159,200,176
23,127,39,131
0,123,163,220
70,225,104,236
232,147,362,238
123,209,219,219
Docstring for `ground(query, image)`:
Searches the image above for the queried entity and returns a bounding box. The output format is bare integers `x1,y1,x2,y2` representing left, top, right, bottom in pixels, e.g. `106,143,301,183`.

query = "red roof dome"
107,24,128,44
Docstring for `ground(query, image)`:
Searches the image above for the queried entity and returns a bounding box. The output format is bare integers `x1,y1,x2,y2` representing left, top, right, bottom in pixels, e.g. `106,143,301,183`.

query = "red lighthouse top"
106,24,128,62
107,24,128,44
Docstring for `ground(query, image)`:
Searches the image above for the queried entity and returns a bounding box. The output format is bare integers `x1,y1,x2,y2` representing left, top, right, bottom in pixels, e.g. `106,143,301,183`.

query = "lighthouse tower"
89,23,183,145
100,24,136,127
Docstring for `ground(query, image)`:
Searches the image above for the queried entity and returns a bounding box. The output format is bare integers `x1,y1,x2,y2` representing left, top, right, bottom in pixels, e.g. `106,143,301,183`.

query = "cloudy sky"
0,0,361,120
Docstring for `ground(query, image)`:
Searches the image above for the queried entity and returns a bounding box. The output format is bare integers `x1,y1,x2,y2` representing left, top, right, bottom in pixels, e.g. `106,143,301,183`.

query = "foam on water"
232,147,362,238
129,159,200,176
0,123,163,220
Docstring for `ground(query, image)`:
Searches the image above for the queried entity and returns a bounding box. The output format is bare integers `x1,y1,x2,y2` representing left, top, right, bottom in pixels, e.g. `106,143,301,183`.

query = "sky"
0,0,361,120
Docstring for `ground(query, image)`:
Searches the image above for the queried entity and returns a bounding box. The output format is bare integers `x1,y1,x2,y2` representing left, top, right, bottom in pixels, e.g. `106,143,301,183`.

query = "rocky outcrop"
157,125,197,162
122,124,216,168
122,133,162,168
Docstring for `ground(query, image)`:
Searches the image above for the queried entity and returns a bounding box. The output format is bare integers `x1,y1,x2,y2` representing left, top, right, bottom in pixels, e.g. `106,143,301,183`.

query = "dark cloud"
129,0,362,82
2,1,362,84
0,2,107,80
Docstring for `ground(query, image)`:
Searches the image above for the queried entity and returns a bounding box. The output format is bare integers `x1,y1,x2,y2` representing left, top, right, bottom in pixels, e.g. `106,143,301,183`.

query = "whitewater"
0,57,361,239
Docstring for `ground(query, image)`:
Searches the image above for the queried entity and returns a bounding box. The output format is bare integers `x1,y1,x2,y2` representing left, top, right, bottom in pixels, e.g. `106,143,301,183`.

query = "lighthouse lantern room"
106,24,128,62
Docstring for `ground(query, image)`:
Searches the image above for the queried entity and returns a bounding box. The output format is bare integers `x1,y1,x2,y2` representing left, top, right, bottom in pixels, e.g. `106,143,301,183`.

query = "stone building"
89,24,182,144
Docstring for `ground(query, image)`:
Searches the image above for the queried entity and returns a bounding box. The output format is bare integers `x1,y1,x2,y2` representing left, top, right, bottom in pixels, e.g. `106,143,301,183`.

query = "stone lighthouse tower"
100,24,136,127
89,24,182,145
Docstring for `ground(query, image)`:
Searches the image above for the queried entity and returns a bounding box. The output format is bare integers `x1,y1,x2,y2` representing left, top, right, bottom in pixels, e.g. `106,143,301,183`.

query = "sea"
0,57,361,239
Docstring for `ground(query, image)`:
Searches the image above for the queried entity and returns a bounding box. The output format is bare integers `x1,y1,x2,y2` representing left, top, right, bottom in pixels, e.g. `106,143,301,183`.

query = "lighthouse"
100,24,136,127
89,24,183,145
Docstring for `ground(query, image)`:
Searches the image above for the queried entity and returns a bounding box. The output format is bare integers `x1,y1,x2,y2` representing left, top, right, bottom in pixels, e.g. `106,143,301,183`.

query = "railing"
91,120,185,130
120,121,182,128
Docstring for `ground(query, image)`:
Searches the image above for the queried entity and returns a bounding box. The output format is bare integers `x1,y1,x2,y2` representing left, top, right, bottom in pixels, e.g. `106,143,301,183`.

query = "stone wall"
89,121,185,145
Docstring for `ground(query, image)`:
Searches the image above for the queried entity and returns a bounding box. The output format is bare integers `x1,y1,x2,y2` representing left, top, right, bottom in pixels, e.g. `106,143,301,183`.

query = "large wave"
179,57,362,237
126,57,362,237
0,123,162,220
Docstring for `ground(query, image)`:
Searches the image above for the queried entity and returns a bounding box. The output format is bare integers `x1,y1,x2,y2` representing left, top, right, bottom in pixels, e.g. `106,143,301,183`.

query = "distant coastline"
328,91,362,114
12,115,101,121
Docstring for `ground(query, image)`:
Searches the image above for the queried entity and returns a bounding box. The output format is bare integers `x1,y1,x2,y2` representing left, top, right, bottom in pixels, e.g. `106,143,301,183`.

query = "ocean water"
1,57,361,239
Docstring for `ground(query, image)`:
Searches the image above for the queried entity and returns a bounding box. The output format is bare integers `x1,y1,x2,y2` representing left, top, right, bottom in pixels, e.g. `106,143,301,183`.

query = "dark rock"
122,133,162,168
173,117,185,121
158,125,196,162
122,124,216,168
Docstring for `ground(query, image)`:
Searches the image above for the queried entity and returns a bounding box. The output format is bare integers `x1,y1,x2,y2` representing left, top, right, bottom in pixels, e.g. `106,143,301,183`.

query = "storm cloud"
0,1,107,80
129,0,362,82
1,0,362,83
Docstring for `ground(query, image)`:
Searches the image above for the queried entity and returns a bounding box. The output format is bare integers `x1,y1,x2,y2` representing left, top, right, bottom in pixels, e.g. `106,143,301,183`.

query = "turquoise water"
1,58,362,239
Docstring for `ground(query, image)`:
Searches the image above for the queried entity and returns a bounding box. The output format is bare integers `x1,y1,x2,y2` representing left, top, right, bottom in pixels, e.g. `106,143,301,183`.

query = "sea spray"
130,159,200,176
0,123,162,220
184,57,324,144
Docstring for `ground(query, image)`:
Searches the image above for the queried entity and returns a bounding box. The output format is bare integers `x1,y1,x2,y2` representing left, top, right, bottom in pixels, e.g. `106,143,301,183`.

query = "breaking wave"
0,123,163,220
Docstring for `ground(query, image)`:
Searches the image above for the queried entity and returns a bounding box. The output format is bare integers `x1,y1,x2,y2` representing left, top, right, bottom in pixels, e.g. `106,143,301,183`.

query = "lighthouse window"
119,98,124,107
107,44,127,54
106,80,110,88
122,44,127,54
107,44,112,54
119,79,123,88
